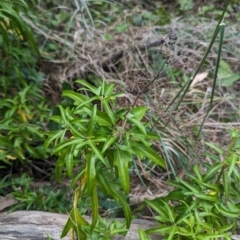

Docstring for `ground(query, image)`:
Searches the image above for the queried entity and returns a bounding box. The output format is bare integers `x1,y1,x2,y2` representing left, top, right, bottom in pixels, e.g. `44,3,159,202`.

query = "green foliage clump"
0,173,71,213
0,0,49,165
0,84,49,163
45,79,165,239
140,129,240,240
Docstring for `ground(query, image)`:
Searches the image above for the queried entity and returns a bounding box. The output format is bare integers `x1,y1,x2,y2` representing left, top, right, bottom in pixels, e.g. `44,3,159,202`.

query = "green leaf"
168,225,177,239
214,203,240,218
114,148,131,194
176,177,199,193
145,199,169,222
129,131,150,146
58,105,68,125
132,145,165,168
165,189,186,201
197,233,229,240
44,130,66,152
145,225,175,235
217,60,240,87
95,111,112,126
223,171,230,200
65,146,74,178
201,182,220,192
87,104,97,135
227,153,237,177
67,121,86,138
138,228,151,240
154,7,171,25
0,135,13,148
61,207,89,239
193,165,202,182
55,156,65,182
219,73,240,87
203,163,223,182
113,191,132,229
127,116,146,135
102,100,115,124
161,200,175,222
76,79,100,95
52,138,86,154
62,90,88,104
115,23,129,32
205,142,223,155
101,135,118,154
130,106,148,120
91,184,98,232
76,96,99,109
227,201,240,212
193,193,218,202
97,171,113,195
101,81,114,97
87,140,107,165
86,153,96,195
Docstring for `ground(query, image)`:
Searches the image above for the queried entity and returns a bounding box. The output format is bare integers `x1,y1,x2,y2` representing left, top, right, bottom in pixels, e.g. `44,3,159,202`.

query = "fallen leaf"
191,72,208,87
0,195,18,211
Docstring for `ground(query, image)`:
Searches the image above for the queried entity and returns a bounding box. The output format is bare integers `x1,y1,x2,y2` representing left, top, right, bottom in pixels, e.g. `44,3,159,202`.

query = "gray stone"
0,211,161,240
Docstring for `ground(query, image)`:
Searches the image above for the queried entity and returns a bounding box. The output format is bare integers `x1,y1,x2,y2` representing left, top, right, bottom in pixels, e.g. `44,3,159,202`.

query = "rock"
0,211,160,240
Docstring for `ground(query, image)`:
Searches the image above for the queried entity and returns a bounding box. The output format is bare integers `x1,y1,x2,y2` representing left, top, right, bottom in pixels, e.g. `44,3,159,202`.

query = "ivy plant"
44,79,165,239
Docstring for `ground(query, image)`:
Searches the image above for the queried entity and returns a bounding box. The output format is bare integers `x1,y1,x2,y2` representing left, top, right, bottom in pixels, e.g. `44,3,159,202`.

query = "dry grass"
25,2,240,207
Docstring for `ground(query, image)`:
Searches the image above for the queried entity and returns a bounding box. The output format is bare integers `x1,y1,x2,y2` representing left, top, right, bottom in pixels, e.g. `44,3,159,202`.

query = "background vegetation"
0,0,240,239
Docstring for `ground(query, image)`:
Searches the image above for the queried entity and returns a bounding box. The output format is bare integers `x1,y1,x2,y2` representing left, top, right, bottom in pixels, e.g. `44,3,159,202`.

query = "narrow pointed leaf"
127,116,146,135
91,186,99,232
194,193,218,202
133,145,165,168
223,171,230,200
95,111,112,126
130,106,148,120
138,228,151,240
76,79,100,95
97,172,113,195
62,90,88,104
101,135,118,154
177,177,199,193
103,100,115,124
203,163,223,181
227,153,237,177
58,105,67,125
88,104,97,135
44,130,65,152
66,146,74,178
52,138,86,154
87,140,107,165
86,153,96,195
114,148,131,194
61,207,88,239
113,191,132,229
103,82,114,97
193,165,202,182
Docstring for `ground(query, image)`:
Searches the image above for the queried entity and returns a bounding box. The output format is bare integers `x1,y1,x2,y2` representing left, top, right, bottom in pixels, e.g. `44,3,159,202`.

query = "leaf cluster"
0,84,49,164
0,0,39,54
5,173,71,213
141,129,240,240
45,79,165,239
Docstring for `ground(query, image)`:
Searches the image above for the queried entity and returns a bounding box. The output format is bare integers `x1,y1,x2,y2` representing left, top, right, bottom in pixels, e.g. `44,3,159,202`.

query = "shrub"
45,79,165,239
140,129,240,240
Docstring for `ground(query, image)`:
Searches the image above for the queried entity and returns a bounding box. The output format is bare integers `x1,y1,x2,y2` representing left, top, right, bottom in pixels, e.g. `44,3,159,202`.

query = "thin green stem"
197,23,225,137
164,0,230,124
